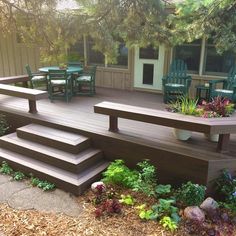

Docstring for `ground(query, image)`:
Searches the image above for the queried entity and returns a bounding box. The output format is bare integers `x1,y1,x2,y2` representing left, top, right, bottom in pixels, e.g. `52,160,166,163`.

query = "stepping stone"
0,175,11,185
8,187,83,217
0,181,29,202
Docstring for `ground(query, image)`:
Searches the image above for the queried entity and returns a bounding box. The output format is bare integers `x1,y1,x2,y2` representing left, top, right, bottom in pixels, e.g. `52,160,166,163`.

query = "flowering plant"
197,97,235,118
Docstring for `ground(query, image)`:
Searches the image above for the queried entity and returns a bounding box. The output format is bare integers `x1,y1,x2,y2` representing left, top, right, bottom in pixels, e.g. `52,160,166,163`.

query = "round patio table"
39,66,83,74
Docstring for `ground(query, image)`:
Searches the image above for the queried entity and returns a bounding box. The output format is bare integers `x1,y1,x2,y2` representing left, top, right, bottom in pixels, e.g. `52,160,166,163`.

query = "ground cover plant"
0,161,56,191
94,159,236,235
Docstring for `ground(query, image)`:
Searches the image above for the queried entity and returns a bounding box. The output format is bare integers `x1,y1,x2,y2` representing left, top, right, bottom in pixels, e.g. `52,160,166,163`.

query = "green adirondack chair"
48,69,73,102
209,65,236,102
162,59,192,103
74,65,97,96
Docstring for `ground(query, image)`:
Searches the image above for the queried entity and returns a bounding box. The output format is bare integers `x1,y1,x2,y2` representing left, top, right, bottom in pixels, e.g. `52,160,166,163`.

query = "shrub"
176,181,206,206
132,160,157,196
215,169,236,205
102,159,138,188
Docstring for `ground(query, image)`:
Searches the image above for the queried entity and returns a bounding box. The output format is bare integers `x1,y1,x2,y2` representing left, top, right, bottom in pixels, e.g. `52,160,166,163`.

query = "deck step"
17,124,90,154
0,148,109,195
0,133,103,173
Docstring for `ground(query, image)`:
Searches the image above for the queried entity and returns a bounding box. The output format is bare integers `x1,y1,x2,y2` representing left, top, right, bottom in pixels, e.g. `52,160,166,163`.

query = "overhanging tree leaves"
170,0,236,53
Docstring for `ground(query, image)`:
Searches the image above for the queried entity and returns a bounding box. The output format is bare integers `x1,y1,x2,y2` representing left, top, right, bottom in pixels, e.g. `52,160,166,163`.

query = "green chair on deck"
25,64,47,89
162,59,192,103
209,65,236,102
67,61,83,67
48,69,73,102
74,65,97,96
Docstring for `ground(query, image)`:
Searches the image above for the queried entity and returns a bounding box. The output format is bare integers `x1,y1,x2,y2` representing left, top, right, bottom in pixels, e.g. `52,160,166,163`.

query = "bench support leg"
28,100,38,114
217,134,230,152
109,116,118,132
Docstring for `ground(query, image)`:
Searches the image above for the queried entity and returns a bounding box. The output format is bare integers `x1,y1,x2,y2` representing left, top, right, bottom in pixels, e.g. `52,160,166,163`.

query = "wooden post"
109,116,118,132
28,100,38,114
217,134,230,152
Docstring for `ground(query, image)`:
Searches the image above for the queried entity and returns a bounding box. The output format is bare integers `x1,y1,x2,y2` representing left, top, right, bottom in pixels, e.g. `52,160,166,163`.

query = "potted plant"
59,63,67,70
167,97,199,140
197,97,235,141
167,96,235,141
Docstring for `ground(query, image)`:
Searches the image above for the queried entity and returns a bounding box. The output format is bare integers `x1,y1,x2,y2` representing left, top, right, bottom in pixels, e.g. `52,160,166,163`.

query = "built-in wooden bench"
0,75,29,87
94,101,236,152
0,84,48,114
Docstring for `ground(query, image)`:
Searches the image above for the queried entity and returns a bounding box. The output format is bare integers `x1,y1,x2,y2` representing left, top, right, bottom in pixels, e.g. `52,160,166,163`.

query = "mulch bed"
0,187,235,236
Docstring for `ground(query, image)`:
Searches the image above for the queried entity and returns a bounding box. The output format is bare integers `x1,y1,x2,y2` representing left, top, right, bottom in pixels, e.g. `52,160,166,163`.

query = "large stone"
184,206,205,222
200,197,219,212
91,181,106,193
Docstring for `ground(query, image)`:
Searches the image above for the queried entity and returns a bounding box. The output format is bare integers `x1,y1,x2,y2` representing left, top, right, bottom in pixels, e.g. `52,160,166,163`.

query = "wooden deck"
0,87,236,191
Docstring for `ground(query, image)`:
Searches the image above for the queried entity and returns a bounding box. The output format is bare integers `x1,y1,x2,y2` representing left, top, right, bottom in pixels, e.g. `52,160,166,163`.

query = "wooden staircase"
0,124,109,195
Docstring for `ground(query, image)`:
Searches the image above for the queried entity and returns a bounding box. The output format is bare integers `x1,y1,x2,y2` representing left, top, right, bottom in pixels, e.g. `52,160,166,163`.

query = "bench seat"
0,84,48,113
94,101,236,152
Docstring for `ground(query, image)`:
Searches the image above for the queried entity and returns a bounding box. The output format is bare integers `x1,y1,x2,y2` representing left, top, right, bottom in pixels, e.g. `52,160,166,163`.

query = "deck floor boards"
0,87,235,162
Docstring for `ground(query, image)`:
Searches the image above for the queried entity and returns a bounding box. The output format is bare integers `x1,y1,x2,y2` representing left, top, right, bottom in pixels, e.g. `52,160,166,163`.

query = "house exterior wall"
0,34,40,77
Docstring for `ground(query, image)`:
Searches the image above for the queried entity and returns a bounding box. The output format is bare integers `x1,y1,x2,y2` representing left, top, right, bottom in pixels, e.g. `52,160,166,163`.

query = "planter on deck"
173,128,192,141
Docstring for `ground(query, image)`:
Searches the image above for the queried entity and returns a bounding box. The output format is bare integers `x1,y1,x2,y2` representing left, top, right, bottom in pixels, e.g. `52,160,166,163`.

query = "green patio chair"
162,59,192,103
25,64,47,89
74,65,97,96
48,69,73,102
67,61,83,67
209,65,236,102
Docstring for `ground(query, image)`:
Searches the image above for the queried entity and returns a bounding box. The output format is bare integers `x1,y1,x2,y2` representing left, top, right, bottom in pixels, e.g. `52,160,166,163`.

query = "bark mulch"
0,188,235,236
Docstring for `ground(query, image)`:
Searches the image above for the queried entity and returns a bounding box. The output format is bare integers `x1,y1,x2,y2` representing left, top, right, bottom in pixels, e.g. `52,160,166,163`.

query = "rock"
91,181,106,193
200,197,219,212
184,206,205,222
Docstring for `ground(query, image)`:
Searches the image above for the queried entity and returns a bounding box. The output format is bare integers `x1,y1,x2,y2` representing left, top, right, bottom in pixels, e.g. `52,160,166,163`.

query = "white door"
134,45,164,91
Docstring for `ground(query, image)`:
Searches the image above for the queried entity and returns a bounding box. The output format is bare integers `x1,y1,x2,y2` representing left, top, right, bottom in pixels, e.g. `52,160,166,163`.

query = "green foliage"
103,160,157,196
167,96,199,115
30,177,56,191
159,216,178,232
0,114,9,136
0,161,13,175
155,184,172,197
132,160,157,196
219,202,236,215
151,199,180,222
13,171,25,181
119,194,135,206
176,181,206,206
170,0,236,54
215,169,236,205
136,204,154,220
102,159,138,188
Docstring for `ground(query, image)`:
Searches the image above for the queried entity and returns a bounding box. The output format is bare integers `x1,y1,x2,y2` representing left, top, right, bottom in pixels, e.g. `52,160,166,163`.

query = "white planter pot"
204,134,219,142
173,128,192,141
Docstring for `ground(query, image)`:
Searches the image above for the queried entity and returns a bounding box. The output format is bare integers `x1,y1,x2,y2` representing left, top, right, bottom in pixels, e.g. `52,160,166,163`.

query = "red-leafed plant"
93,185,122,218
197,97,235,118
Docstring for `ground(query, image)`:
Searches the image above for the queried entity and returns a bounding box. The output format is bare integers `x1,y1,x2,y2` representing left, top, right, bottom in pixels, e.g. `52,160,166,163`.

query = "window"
108,43,128,68
203,40,236,75
139,46,159,60
87,39,105,66
174,40,201,73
